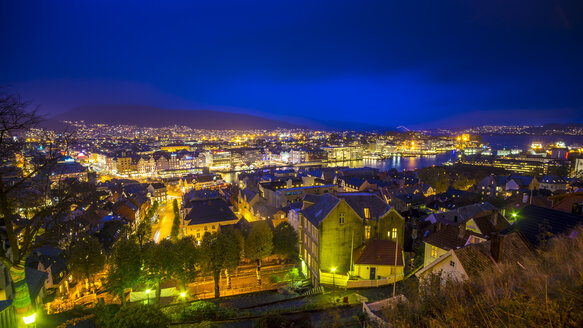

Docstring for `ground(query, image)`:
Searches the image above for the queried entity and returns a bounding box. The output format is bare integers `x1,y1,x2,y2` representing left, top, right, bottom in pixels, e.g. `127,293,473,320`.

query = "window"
364,208,370,219
339,213,345,224
390,228,397,240
212,225,216,230
450,261,455,267
365,225,371,239
197,233,200,238
431,246,438,258
204,226,208,231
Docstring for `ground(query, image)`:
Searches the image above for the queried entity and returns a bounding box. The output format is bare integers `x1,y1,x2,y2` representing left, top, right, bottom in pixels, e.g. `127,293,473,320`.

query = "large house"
299,192,405,287
416,232,531,286
422,206,510,267
182,198,240,241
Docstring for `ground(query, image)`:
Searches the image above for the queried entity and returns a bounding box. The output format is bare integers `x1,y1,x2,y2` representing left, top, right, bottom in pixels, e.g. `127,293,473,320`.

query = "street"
153,189,182,243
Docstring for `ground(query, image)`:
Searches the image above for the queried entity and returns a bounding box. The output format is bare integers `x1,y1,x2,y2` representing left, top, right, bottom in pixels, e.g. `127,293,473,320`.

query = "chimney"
491,233,504,262
458,221,466,239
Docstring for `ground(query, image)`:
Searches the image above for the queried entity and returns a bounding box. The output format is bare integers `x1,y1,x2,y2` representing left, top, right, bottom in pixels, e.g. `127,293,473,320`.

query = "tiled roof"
185,198,238,225
552,193,583,214
424,225,470,250
505,205,583,246
472,213,511,236
454,244,495,278
430,203,498,225
354,239,403,266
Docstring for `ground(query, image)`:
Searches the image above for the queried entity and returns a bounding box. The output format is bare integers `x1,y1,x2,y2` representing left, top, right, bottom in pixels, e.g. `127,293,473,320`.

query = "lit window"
339,213,345,224
391,228,397,240
364,208,370,219
431,246,438,258
365,226,371,239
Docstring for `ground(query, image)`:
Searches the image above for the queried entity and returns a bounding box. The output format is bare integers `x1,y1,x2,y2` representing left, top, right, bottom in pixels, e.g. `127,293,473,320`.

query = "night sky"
1,0,582,128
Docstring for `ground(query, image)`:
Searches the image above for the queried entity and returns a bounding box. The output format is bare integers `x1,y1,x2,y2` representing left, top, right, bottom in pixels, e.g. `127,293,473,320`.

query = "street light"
180,291,187,318
23,312,36,326
146,289,151,305
331,267,336,289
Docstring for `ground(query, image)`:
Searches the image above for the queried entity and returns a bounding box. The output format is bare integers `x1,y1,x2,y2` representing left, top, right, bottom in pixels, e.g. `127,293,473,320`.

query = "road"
153,189,182,243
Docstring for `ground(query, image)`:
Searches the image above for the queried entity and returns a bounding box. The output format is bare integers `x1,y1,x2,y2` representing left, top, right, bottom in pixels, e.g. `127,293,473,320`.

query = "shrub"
95,304,167,328
269,274,281,284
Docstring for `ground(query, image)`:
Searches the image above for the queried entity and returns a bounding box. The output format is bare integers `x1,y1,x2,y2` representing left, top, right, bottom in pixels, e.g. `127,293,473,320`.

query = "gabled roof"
26,267,48,301
429,203,498,225
354,239,403,266
301,193,340,226
552,193,583,214
337,193,389,219
424,225,472,250
505,205,583,246
453,244,495,278
185,198,238,225
240,188,258,202
507,175,535,187
471,213,511,236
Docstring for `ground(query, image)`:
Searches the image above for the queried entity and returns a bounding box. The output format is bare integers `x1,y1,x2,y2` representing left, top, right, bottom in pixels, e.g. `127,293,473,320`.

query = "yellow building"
182,198,239,241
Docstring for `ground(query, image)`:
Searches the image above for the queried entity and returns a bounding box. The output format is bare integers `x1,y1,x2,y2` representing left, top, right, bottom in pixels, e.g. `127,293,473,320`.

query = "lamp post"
146,289,151,305
180,291,186,318
331,267,336,289
23,312,36,327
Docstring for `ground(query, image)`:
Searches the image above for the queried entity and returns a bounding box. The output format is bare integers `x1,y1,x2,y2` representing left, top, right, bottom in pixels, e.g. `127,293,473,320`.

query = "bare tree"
0,91,96,319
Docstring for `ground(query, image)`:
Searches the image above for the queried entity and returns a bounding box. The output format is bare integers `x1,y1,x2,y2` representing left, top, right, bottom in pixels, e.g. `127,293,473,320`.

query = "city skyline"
1,1,582,128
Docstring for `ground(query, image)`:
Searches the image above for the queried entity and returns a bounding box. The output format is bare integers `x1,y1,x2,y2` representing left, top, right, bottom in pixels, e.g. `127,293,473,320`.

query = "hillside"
53,105,303,130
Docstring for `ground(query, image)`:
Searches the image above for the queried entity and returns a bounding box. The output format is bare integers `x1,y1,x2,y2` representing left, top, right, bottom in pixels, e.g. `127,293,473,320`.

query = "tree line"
89,219,298,304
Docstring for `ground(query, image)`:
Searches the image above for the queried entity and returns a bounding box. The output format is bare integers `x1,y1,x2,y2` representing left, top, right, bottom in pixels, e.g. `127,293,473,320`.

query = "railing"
346,274,404,289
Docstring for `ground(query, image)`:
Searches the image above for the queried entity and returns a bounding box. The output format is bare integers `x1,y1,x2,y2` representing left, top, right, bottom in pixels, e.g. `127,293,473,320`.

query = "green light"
23,313,36,324
331,267,336,273
512,213,517,218
146,289,151,294
180,292,186,298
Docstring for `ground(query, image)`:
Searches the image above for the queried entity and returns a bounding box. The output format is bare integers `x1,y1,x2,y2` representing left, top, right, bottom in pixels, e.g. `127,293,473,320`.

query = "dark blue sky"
1,0,582,128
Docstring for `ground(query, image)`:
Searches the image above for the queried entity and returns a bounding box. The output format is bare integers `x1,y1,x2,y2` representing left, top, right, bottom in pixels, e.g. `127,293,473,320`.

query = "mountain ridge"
53,104,304,130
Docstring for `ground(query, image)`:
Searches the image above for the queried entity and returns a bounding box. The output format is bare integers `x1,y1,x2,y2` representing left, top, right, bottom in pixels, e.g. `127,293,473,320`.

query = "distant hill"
53,105,303,130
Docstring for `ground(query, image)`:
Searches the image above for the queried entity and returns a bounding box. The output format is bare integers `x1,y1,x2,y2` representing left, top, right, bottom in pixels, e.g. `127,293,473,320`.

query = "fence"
346,274,404,289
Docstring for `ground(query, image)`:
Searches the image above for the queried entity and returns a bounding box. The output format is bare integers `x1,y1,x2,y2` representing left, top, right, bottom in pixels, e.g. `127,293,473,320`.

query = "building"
299,193,405,287
538,175,568,192
182,198,240,241
416,232,531,286
147,183,167,203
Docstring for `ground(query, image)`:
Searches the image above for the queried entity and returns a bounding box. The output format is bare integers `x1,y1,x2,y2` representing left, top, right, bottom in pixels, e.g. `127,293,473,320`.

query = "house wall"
184,219,239,240
354,264,404,280
423,242,448,267
418,253,466,286
374,209,405,246
319,200,364,275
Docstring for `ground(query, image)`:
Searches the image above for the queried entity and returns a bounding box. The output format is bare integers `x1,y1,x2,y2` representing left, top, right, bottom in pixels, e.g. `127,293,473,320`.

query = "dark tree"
136,200,158,247
245,221,273,286
272,222,298,262
199,229,240,298
170,198,181,241
141,240,175,305
105,238,141,306
172,236,198,292
67,234,105,292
